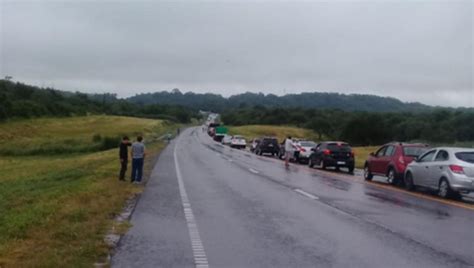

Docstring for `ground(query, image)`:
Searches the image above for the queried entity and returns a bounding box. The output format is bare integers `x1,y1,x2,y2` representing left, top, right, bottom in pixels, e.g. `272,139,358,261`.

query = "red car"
364,142,429,185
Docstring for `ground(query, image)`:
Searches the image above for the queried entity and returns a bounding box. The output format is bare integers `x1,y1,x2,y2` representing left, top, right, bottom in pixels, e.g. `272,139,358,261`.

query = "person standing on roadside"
118,136,131,181
131,135,146,184
284,136,295,167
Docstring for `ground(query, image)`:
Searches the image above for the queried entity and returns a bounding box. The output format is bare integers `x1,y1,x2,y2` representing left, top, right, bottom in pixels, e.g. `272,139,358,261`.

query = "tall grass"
0,115,177,267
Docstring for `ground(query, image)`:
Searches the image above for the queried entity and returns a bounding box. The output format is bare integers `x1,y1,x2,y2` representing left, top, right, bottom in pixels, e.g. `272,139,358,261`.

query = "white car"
230,135,247,149
294,140,317,163
405,147,474,198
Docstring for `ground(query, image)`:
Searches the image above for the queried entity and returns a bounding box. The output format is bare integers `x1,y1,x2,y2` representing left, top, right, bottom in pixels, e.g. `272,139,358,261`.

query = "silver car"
404,147,474,198
221,135,232,145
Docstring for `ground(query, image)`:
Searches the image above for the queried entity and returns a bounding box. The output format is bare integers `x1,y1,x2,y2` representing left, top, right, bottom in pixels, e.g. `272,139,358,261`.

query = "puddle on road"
364,190,451,220
311,173,351,191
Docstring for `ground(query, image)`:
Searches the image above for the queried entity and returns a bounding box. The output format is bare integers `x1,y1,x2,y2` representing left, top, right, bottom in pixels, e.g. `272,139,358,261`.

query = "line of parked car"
364,143,474,199
204,120,474,200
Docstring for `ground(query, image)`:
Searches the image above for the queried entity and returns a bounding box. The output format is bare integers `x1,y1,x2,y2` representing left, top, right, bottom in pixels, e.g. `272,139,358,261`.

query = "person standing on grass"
131,135,146,184
118,136,131,181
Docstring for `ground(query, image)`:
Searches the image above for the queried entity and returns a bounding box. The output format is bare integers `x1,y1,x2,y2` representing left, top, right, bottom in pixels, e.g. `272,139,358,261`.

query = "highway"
112,127,474,268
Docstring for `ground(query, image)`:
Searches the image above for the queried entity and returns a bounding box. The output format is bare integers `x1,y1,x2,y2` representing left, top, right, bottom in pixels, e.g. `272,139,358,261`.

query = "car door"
430,150,450,189
371,146,387,174
381,145,396,174
313,143,324,164
412,149,437,186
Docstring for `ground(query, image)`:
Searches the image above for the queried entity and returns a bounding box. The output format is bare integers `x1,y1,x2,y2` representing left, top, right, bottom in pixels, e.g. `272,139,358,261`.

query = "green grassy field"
0,115,178,267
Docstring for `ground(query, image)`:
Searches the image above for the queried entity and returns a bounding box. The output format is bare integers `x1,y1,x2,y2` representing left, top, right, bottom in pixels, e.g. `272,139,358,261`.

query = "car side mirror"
369,152,375,156
311,148,315,151
414,156,419,162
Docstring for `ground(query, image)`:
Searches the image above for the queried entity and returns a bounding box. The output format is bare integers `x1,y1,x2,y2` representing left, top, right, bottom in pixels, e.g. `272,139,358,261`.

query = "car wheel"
348,165,354,174
309,158,314,168
364,165,373,181
404,172,415,191
387,168,397,185
438,178,454,199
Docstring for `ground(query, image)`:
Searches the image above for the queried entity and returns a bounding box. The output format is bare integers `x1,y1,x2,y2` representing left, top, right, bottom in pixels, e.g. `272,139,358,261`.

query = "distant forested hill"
0,80,195,122
128,90,431,112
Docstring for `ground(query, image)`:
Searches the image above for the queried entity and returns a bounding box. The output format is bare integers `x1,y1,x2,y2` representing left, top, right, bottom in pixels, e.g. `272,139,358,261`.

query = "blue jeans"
131,158,144,182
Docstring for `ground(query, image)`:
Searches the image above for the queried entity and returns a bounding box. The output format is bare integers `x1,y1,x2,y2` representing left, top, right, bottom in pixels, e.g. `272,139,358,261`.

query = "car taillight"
449,165,464,174
398,156,405,164
323,149,331,155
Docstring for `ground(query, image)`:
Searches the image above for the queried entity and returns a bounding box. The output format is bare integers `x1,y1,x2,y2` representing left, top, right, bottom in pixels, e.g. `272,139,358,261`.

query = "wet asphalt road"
112,127,474,268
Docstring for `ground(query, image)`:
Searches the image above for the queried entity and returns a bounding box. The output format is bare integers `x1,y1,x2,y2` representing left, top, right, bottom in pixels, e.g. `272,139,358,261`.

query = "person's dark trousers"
119,160,128,181
131,158,144,182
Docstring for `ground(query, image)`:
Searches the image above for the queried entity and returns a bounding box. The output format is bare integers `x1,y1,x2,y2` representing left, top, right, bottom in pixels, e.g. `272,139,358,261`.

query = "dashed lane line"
294,189,319,200
174,137,210,268
249,168,260,174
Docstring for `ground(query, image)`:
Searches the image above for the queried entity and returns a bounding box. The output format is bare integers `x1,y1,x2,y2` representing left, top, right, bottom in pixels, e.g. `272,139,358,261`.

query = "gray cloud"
1,0,472,107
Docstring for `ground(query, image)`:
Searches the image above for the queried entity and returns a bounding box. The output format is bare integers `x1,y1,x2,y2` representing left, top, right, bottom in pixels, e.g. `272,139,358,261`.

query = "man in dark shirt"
119,136,131,181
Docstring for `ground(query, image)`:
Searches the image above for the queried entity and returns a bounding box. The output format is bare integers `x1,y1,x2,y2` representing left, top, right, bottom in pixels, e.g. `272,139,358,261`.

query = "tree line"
127,89,431,113
221,107,474,146
0,80,196,123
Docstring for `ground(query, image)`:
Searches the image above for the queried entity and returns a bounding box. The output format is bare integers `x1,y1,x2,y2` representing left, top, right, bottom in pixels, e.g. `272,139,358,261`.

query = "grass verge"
0,116,178,267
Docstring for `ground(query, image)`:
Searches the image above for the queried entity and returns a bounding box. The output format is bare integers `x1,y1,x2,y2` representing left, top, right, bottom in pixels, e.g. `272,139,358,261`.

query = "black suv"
308,141,355,173
254,137,280,156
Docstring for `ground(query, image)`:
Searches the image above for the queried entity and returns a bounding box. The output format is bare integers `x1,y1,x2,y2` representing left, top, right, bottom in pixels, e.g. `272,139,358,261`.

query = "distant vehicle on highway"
207,122,220,137
364,142,429,185
254,137,280,156
221,135,232,145
213,133,225,142
404,147,474,198
250,138,260,152
308,141,355,173
230,135,247,149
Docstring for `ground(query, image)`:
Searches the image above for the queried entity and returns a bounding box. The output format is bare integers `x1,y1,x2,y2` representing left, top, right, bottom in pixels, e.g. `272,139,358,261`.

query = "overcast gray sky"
1,0,472,107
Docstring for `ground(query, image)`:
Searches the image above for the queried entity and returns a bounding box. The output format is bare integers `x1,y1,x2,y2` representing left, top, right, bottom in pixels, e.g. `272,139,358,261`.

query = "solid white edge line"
174,134,210,268
294,189,319,200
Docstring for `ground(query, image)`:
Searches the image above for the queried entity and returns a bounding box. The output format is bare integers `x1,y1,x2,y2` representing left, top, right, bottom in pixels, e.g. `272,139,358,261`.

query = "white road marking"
174,139,209,268
249,168,259,174
294,189,319,200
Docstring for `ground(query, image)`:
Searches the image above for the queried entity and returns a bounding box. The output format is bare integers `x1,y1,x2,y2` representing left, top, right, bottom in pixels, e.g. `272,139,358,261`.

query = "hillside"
0,115,178,266
0,80,195,123
128,90,431,112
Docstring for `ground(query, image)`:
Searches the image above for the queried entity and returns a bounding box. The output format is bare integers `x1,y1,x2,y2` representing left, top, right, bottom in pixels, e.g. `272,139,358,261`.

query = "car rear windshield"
455,152,474,164
403,147,428,157
327,143,351,152
262,138,278,145
300,141,316,147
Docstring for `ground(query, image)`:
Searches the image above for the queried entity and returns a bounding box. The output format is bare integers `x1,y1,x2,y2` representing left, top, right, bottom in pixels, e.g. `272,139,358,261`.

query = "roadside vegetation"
0,115,178,267
0,80,196,123
222,107,474,146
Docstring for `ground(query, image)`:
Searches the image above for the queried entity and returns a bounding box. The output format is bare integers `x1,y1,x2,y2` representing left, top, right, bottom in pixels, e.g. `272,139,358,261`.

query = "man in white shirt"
284,136,295,167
